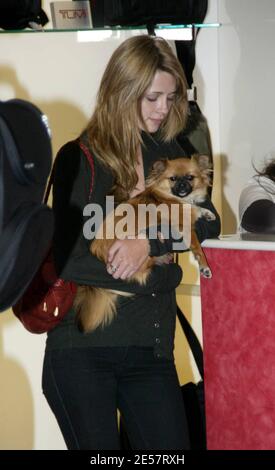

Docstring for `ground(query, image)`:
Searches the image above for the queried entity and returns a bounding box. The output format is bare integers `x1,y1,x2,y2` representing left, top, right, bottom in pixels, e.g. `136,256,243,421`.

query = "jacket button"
152,293,156,297
155,338,160,344
154,322,160,328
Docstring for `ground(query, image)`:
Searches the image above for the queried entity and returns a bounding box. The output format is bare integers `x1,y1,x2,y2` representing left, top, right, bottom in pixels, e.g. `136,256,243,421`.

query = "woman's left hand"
107,237,150,280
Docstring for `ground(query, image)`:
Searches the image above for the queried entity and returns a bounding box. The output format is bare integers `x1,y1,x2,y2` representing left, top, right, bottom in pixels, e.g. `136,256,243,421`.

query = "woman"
239,159,275,233
42,35,220,450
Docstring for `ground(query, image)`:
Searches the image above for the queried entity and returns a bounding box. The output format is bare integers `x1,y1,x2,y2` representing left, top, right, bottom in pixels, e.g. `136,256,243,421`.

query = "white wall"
194,0,275,234
217,0,275,233
1,0,275,449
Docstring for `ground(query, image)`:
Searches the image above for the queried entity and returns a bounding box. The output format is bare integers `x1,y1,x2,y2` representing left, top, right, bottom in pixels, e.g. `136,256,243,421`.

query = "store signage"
50,1,92,29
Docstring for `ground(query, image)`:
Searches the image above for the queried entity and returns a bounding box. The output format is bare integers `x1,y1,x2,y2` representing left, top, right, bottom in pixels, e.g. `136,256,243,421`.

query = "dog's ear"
146,159,169,187
191,154,212,171
152,159,168,175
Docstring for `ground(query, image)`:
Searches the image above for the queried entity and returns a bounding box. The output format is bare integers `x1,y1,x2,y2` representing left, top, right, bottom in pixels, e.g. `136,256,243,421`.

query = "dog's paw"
200,266,212,278
155,253,174,265
200,208,216,221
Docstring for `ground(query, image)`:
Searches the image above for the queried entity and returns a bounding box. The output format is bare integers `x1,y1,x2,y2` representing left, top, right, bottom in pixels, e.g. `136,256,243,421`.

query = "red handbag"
12,141,95,333
12,250,77,333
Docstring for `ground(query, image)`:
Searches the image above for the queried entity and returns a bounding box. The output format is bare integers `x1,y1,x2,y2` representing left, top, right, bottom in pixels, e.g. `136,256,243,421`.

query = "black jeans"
42,346,190,450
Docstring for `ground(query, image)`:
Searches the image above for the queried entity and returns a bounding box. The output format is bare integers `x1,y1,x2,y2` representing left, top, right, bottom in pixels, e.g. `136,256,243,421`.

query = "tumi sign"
50,1,92,29
59,9,88,20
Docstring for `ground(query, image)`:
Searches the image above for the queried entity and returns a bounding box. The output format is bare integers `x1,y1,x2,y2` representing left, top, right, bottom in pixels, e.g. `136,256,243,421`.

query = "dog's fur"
74,155,215,332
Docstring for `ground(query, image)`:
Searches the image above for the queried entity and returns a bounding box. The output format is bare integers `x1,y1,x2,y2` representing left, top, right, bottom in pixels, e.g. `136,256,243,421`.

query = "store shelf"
0,23,220,33
0,23,220,40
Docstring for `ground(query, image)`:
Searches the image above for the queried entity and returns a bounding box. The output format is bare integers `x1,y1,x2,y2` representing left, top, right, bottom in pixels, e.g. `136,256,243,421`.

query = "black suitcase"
0,1,48,30
0,99,54,312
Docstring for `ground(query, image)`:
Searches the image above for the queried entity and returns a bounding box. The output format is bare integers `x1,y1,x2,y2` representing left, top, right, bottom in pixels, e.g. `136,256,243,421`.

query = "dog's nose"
179,180,192,192
172,179,192,197
180,180,189,189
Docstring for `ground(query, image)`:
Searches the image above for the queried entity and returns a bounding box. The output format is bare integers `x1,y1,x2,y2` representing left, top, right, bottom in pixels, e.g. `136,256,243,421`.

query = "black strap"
43,161,55,204
176,305,204,379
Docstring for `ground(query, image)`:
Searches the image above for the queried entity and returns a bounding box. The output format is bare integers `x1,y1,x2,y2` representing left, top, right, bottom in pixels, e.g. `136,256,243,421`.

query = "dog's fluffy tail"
74,286,118,332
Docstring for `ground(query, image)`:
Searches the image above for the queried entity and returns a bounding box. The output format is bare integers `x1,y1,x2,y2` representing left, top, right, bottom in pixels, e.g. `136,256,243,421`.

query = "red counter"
200,235,275,450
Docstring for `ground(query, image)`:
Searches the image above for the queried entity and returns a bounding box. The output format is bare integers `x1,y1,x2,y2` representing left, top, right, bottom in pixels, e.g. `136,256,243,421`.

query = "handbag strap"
43,140,95,204
79,141,95,201
176,304,204,380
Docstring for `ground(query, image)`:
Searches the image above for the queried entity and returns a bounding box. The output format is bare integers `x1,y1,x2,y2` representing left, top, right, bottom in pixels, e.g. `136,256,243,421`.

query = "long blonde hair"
86,35,188,200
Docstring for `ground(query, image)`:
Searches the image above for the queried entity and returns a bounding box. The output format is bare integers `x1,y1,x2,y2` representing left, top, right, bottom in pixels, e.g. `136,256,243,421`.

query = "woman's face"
140,70,177,133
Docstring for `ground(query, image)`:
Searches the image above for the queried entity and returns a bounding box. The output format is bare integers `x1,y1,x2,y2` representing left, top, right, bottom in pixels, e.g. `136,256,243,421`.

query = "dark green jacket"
46,133,220,359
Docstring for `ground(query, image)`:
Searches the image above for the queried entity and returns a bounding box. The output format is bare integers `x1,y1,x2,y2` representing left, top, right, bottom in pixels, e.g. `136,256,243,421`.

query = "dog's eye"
186,175,194,181
169,176,177,182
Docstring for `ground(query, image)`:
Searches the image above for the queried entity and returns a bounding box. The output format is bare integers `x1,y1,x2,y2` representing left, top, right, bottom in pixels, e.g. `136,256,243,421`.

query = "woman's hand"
107,237,150,280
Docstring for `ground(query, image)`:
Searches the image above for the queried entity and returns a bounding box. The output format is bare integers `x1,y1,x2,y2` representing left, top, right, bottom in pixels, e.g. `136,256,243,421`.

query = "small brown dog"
74,155,215,332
